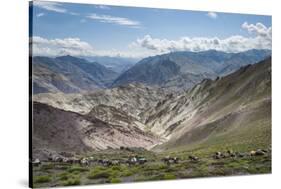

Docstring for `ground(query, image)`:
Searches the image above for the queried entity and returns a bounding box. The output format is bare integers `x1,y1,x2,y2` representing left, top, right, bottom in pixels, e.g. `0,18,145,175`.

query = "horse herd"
32,148,270,167
32,155,148,167
213,148,270,159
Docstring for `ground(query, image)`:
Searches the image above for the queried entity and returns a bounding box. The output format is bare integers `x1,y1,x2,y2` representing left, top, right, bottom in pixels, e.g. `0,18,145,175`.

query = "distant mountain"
81,56,138,74
112,49,271,91
32,55,119,94
218,49,272,75
32,50,270,94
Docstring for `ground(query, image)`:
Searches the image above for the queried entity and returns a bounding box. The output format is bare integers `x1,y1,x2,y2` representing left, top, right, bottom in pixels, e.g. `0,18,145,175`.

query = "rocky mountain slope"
112,49,271,91
33,83,168,118
87,104,147,131
147,57,271,151
32,102,161,159
32,55,119,94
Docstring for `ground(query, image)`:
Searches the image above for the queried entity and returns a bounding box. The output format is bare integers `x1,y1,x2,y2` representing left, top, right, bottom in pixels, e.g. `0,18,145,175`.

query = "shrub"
55,165,69,170
61,177,81,186
111,165,122,171
163,173,176,180
88,170,111,179
34,175,51,183
120,169,134,177
68,166,89,173
143,163,167,171
110,178,121,183
40,164,54,170
58,172,69,181
92,166,106,171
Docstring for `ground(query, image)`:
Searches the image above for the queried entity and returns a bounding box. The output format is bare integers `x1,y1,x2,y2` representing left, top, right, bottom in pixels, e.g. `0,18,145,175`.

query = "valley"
31,51,272,187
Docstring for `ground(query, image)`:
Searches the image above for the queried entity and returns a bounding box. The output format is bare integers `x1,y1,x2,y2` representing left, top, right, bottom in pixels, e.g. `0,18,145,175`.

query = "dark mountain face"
32,55,119,94
112,49,271,90
115,59,180,86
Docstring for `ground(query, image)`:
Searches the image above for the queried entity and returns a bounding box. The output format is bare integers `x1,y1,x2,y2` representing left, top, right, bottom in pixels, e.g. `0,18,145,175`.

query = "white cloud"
207,12,218,19
33,1,67,13
131,22,271,53
87,13,141,27
30,22,271,58
242,22,272,39
31,36,95,57
36,13,45,18
31,36,146,58
95,5,111,10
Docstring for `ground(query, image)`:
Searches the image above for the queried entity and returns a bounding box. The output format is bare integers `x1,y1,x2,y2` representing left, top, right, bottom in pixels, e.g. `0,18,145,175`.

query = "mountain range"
112,49,271,91
81,56,138,74
32,55,119,94
32,49,270,94
32,54,271,157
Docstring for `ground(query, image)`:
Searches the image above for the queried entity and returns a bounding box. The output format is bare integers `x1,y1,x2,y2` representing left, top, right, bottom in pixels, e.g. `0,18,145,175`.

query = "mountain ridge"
32,55,119,94
150,57,271,151
112,49,271,91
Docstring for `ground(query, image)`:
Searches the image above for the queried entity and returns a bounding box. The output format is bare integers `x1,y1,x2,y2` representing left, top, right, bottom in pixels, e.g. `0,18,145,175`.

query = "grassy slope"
32,148,271,188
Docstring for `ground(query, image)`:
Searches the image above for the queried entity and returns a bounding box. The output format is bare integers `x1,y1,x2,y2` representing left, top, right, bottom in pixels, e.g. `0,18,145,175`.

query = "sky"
30,1,272,58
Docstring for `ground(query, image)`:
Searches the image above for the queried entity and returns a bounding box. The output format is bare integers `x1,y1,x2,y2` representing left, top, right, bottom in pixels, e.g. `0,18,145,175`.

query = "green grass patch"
58,172,71,181
88,170,111,179
34,175,52,183
40,163,54,171
163,173,177,180
110,178,122,183
120,169,135,177
111,165,122,171
61,176,81,186
143,162,167,171
68,166,89,173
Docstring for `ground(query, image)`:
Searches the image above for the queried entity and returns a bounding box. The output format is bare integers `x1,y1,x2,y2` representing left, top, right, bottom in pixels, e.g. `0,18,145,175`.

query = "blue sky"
30,1,272,58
